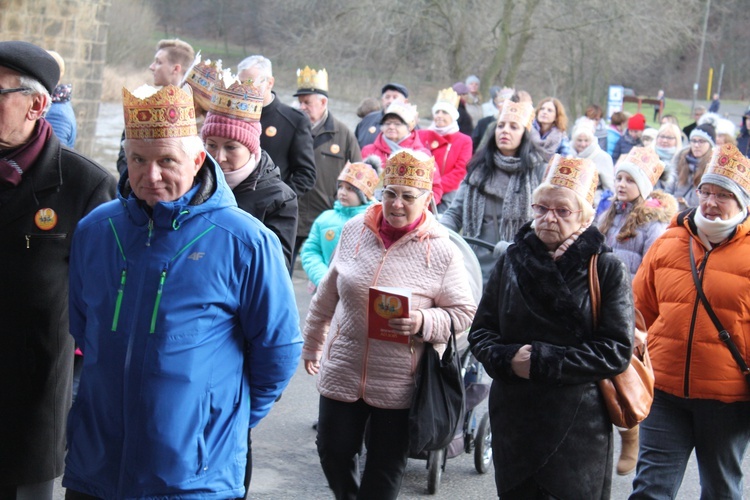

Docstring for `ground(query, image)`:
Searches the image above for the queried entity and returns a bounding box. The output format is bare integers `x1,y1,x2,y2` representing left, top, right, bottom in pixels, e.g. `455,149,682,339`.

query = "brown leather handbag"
589,254,655,429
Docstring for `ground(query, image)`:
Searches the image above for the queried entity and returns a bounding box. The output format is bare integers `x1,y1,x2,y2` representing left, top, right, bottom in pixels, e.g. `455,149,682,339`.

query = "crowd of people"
2,36,749,500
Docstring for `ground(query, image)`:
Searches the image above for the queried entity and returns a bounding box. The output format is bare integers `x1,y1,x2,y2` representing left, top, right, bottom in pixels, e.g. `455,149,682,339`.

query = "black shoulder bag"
408,322,465,456
689,239,750,389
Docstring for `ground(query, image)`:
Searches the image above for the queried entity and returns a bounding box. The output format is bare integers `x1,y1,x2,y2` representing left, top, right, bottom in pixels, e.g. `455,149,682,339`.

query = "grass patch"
623,100,692,130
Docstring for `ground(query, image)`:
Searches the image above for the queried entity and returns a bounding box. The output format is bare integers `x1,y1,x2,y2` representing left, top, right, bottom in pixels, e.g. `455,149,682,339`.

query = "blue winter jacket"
64,155,302,499
299,200,371,286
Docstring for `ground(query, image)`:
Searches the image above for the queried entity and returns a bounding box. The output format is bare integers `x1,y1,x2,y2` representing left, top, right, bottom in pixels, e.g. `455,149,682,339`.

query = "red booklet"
368,286,411,344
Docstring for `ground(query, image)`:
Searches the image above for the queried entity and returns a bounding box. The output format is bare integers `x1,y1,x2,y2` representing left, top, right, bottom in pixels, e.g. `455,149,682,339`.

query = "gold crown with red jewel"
435,87,460,109
498,100,534,130
616,147,665,186
181,52,222,113
383,150,435,191
338,161,380,200
122,84,197,139
542,155,599,205
207,75,266,122
705,143,750,194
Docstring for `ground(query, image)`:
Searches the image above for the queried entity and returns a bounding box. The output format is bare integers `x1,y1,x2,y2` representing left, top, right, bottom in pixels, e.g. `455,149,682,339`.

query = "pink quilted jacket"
302,204,477,409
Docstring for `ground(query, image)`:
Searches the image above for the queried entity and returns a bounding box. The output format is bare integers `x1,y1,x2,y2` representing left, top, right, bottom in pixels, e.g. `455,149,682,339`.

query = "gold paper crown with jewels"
338,161,380,200
435,87,460,109
617,147,665,186
498,100,535,130
542,155,599,205
207,76,266,122
122,84,197,139
705,143,750,194
294,66,329,97
383,150,435,191
181,51,222,113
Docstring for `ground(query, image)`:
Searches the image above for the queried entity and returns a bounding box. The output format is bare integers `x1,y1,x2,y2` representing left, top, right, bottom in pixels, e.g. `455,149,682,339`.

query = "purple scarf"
0,119,53,186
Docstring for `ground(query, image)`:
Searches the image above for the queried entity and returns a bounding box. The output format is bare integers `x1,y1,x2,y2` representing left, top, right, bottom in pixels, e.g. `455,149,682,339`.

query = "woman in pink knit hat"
201,78,298,271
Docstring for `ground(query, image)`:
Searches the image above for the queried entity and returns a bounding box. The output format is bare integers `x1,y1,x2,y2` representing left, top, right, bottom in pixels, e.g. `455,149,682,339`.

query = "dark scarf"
463,152,534,241
506,222,605,342
0,119,53,187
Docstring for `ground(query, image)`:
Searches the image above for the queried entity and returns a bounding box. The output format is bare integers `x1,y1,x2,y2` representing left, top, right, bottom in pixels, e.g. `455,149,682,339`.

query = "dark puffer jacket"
232,150,298,271
469,223,634,498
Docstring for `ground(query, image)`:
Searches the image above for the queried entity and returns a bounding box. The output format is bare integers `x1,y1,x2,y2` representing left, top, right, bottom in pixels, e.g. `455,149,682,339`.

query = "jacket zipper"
25,233,67,248
684,242,712,397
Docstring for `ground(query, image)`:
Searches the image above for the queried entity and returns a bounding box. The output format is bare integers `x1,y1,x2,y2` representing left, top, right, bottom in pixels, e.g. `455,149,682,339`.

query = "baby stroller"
414,230,493,494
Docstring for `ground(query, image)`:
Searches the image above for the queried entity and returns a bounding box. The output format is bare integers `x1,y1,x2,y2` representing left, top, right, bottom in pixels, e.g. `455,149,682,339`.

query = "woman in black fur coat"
469,156,635,499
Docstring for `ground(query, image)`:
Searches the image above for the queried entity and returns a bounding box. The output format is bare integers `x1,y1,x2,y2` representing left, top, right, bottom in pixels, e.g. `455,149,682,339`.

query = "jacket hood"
117,151,236,229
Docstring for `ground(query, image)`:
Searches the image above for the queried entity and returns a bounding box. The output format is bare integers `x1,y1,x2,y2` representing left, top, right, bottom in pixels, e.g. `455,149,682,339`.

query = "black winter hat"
381,83,409,99
0,41,60,94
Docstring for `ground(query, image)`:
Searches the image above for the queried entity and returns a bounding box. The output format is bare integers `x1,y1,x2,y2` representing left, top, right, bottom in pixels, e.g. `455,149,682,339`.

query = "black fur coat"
469,222,634,499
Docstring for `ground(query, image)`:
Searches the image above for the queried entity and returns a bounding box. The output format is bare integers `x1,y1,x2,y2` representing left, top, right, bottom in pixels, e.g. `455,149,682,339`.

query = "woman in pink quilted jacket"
302,149,477,500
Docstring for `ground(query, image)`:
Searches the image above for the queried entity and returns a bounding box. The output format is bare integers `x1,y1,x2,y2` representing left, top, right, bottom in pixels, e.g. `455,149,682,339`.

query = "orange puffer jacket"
633,209,750,403
302,204,477,409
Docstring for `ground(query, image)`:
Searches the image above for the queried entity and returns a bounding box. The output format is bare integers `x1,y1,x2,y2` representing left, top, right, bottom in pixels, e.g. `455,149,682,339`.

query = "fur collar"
506,223,606,341
615,190,677,241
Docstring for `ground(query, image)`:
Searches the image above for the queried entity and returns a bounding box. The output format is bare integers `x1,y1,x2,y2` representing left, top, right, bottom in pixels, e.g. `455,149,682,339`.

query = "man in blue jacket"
63,84,302,499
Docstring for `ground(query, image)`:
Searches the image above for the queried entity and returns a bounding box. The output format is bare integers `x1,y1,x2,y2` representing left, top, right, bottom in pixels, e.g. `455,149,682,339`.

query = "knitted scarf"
0,119,53,187
463,152,533,241
530,121,565,161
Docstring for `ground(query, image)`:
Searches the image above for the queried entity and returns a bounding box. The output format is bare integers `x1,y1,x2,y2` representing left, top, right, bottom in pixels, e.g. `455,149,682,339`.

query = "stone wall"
0,0,109,158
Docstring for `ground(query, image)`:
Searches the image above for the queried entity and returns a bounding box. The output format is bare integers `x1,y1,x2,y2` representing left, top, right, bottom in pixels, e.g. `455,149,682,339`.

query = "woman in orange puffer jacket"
631,143,750,499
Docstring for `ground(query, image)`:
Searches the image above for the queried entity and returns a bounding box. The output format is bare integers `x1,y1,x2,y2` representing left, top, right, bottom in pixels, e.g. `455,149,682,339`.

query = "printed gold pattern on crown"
208,78,265,122
338,162,380,199
620,147,665,186
122,85,197,139
543,155,599,205
182,52,222,112
384,151,435,191
296,66,329,93
435,88,460,109
707,143,750,194
498,100,534,130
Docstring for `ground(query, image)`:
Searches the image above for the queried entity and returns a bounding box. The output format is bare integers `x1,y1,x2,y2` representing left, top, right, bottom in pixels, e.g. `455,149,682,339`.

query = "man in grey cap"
0,40,116,499
354,82,409,148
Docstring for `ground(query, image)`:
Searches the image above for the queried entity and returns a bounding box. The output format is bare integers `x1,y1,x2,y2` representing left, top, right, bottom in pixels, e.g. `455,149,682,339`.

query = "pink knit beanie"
201,112,261,154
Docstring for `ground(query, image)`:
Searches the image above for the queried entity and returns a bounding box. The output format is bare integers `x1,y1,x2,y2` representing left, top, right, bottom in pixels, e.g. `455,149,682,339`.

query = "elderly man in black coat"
0,41,116,499
238,55,317,198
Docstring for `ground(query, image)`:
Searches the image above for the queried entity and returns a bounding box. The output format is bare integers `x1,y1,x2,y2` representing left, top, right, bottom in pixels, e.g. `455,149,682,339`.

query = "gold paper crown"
617,147,665,187
207,77,265,122
498,100,535,130
123,85,197,139
338,161,380,200
706,143,750,194
295,66,329,96
435,87,460,109
382,101,418,130
181,52,222,112
383,150,435,191
542,155,599,205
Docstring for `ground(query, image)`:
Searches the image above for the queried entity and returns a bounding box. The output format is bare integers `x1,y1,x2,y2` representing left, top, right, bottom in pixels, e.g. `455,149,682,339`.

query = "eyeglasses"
690,138,709,146
381,121,406,129
381,188,428,205
531,204,581,219
696,189,735,203
0,87,31,95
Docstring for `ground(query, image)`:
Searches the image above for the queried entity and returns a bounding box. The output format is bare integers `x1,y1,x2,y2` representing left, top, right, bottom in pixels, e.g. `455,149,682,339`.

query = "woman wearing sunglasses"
301,149,476,500
631,143,750,499
469,155,634,499
441,96,545,283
